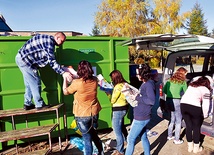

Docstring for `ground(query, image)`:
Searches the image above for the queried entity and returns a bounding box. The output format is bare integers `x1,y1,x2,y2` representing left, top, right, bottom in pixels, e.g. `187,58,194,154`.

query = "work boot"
187,141,193,152
193,143,203,154
23,104,35,110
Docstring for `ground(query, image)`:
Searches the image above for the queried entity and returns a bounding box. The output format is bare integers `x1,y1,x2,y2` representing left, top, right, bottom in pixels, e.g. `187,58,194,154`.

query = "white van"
120,34,214,137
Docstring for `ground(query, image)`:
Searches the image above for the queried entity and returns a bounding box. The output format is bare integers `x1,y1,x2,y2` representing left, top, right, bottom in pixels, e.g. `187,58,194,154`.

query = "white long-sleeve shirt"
180,86,211,118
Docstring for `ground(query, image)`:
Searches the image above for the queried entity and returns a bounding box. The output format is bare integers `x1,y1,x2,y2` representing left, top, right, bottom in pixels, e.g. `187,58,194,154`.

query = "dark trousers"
181,103,203,143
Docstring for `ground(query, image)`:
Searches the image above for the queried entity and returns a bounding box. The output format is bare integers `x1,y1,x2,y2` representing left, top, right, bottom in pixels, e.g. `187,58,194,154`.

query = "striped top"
18,34,64,74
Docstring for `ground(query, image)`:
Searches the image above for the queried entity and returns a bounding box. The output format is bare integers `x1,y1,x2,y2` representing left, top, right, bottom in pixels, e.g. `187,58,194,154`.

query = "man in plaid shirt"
15,32,72,110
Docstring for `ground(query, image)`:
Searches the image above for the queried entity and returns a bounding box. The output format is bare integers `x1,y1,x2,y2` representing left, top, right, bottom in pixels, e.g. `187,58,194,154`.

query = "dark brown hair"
189,76,211,90
77,60,94,81
109,70,127,86
138,64,151,81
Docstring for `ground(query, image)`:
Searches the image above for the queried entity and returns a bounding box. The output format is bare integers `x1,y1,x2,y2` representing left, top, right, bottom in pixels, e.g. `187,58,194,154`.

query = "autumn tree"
132,0,190,66
94,0,190,67
151,0,190,34
95,0,153,37
185,2,208,35
95,0,190,36
94,0,155,65
143,0,191,67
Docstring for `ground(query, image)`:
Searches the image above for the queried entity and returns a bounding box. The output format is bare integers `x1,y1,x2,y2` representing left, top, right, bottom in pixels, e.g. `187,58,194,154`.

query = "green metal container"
0,36,130,149
59,36,130,131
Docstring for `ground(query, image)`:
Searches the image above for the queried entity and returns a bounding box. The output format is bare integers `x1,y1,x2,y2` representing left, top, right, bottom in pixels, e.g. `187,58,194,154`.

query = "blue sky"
0,0,214,35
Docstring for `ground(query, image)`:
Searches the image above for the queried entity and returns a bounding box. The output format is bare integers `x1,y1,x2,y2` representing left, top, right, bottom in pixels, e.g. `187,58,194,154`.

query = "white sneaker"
167,136,175,140
173,140,184,145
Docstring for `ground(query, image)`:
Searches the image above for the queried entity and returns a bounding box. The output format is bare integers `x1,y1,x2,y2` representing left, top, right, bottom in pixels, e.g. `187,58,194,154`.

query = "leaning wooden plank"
0,124,58,142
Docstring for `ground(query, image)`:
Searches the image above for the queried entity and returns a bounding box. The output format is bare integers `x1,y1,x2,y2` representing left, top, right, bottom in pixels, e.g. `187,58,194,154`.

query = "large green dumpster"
0,35,130,149
59,36,130,132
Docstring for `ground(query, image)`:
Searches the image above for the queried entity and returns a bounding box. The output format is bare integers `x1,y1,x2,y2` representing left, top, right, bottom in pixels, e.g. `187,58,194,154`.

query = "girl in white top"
180,76,212,153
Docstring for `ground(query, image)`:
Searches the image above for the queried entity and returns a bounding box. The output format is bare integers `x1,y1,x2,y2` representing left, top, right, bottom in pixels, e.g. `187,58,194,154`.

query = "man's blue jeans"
76,115,104,155
15,53,45,108
125,119,150,155
112,110,128,154
168,99,182,141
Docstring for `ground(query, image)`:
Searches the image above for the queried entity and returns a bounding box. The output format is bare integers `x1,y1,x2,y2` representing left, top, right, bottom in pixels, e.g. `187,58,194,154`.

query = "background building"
0,14,83,36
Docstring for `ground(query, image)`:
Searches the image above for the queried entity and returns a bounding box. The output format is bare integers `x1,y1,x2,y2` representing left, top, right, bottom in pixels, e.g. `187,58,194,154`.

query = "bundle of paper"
63,66,79,79
97,74,113,94
121,83,139,107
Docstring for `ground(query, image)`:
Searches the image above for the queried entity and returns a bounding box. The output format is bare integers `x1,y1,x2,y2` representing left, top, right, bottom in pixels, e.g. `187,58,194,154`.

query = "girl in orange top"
63,60,103,155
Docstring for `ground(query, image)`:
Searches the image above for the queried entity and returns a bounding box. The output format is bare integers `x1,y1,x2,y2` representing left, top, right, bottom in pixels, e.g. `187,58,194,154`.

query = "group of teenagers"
15,31,213,155
62,61,156,155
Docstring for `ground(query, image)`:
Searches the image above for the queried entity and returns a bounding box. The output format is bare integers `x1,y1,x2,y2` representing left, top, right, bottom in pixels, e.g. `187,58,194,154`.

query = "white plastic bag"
121,83,139,107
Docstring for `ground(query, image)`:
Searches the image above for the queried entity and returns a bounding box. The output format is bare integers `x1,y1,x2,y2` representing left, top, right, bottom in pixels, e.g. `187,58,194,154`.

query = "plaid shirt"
18,34,64,75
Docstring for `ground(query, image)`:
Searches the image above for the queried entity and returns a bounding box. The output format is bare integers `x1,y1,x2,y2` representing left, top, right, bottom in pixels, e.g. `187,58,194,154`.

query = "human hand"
62,72,72,82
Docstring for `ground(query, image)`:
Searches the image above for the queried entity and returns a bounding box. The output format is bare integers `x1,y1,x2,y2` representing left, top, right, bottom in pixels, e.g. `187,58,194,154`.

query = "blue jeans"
76,115,104,155
168,99,182,141
15,53,45,108
112,110,128,154
125,119,150,155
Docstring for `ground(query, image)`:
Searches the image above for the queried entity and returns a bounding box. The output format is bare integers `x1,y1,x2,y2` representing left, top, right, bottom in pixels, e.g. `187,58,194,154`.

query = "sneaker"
147,130,152,137
23,104,35,110
167,136,175,140
36,105,50,110
173,140,184,145
147,131,158,137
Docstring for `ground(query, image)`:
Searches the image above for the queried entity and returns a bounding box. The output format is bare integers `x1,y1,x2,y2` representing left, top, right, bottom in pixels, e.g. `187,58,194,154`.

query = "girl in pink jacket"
180,76,212,153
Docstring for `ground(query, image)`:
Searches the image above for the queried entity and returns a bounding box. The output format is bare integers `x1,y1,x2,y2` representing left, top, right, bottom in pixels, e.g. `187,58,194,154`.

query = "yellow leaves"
150,57,160,68
95,0,190,37
95,0,150,37
134,58,144,65
152,0,190,34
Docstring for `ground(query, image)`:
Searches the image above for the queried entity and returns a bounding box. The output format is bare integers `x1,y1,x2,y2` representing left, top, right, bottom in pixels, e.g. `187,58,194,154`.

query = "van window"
170,54,214,82
175,55,204,73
